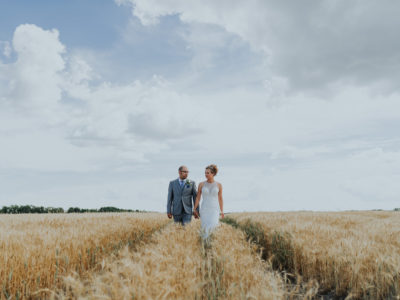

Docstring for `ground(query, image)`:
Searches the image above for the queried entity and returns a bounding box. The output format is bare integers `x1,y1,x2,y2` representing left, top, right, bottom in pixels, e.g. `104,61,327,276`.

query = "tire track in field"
54,220,307,300
223,214,400,300
202,223,289,300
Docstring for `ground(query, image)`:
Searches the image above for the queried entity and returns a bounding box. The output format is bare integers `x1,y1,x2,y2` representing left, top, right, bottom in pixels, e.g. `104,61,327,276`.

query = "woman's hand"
193,210,199,219
220,212,224,219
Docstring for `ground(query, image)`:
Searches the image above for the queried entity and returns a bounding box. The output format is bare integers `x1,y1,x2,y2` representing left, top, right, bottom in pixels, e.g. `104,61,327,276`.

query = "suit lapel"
183,178,191,191
174,179,182,193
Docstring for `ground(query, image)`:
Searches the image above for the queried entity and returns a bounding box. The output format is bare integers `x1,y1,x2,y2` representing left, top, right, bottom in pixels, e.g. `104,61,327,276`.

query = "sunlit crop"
2,211,398,299
0,213,168,299
230,211,400,299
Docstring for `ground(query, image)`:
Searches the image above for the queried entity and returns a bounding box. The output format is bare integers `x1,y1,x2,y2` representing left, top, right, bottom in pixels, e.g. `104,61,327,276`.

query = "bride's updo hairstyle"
206,164,218,176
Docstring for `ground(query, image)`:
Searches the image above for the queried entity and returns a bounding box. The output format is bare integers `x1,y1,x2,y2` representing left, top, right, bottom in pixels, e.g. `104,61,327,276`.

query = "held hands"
191,210,223,219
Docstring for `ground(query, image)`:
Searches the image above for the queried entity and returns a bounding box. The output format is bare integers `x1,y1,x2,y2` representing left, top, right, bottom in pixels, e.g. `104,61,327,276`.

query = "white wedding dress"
200,181,220,239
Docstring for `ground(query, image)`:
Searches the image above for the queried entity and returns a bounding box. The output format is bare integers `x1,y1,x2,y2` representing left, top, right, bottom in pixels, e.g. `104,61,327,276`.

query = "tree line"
0,205,144,214
1,205,398,214
66,206,142,213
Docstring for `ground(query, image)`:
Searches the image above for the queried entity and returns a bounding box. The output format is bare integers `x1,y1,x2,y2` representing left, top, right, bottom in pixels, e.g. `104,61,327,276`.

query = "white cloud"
180,22,238,72
0,41,12,58
117,0,400,93
8,24,65,113
0,24,204,172
1,2,400,211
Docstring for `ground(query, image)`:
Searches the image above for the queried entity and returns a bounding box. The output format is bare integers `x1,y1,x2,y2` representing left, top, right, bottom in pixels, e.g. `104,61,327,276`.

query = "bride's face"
205,169,213,180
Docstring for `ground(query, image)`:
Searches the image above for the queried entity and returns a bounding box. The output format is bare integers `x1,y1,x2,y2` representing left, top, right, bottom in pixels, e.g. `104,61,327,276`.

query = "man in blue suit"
167,165,198,225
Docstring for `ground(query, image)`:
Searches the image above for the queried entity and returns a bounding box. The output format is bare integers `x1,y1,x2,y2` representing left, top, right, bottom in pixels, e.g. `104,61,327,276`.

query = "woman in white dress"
193,164,224,239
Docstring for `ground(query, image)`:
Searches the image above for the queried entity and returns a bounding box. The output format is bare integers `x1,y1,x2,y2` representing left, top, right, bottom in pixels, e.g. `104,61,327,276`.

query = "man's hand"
193,210,199,219
167,213,172,219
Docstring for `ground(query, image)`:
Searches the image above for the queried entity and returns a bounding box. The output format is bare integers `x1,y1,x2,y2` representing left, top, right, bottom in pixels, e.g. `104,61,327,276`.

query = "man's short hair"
178,165,187,172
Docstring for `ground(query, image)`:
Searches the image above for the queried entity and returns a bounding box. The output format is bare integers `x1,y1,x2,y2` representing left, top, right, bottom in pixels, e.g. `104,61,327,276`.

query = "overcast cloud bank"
1,1,399,211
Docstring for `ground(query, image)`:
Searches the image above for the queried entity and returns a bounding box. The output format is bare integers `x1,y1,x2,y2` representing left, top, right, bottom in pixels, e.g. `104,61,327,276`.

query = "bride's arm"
218,183,224,218
193,182,203,212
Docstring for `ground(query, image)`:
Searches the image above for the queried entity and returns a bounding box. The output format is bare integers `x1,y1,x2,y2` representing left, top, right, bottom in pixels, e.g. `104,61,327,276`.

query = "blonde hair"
206,164,218,176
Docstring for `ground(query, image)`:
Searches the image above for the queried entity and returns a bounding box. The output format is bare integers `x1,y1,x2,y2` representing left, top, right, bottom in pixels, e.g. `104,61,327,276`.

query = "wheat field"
0,213,169,299
55,222,293,299
1,211,399,299
230,211,400,299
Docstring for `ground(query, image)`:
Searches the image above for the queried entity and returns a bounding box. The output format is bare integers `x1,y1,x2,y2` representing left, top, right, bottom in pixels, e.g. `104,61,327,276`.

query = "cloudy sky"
1,0,399,212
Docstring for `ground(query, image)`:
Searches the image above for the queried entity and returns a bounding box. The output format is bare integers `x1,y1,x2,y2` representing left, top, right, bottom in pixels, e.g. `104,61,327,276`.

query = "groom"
167,165,199,225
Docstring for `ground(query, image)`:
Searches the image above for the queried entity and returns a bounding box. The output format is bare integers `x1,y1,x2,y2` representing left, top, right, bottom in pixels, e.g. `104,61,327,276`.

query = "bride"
193,164,224,239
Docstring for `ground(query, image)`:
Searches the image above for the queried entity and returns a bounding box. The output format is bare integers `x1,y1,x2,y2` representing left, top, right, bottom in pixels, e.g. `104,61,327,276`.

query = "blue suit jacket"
167,178,198,215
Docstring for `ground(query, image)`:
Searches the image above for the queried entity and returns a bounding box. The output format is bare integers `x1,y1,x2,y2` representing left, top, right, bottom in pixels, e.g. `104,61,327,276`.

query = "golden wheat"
3,211,398,300
206,223,289,299
56,221,205,299
231,211,400,299
0,213,168,299
55,220,294,299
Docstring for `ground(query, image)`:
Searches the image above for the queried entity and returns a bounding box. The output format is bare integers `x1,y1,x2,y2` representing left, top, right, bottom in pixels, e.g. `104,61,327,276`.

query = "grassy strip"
223,214,400,300
200,223,291,299
221,217,322,299
222,217,295,274
198,231,226,299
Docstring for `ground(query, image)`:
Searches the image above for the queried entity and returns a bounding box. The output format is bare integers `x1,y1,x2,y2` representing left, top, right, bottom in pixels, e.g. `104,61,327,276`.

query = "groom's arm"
167,181,173,215
192,181,199,213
